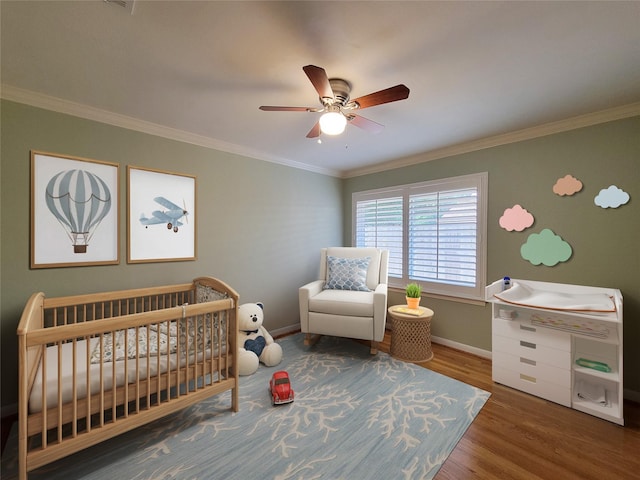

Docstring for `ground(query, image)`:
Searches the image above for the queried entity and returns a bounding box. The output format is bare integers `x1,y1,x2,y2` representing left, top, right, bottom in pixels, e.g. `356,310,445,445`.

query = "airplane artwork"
139,196,188,233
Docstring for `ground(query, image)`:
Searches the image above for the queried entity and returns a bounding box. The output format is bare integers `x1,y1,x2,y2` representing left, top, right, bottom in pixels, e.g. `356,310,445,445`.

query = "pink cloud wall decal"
499,204,535,232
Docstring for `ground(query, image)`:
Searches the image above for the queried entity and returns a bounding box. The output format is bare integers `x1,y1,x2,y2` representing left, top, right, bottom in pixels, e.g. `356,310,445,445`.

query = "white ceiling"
2,1,640,177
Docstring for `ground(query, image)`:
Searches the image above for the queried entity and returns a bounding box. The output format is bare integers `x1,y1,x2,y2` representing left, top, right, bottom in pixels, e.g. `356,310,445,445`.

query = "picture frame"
127,166,196,263
31,151,120,268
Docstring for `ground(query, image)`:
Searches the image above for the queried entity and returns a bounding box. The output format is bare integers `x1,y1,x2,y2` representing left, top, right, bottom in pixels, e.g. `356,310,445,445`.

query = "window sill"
389,286,486,307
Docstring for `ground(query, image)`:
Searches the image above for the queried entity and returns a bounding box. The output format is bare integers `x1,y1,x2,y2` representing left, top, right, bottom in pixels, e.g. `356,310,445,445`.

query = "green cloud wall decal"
520,228,572,266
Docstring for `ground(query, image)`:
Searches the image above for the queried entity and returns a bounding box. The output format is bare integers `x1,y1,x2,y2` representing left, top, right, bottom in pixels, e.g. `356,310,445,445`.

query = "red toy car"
270,370,294,405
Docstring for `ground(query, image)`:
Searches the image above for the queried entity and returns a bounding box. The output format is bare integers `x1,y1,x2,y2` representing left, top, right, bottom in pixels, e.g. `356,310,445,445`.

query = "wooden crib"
16,276,239,480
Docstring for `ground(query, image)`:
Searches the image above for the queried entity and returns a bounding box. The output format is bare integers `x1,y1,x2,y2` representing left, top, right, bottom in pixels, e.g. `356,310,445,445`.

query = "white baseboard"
271,324,302,338
431,335,492,359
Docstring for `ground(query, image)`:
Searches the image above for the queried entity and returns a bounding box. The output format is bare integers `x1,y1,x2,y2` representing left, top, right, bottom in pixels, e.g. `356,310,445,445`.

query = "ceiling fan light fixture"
259,65,409,139
319,110,347,135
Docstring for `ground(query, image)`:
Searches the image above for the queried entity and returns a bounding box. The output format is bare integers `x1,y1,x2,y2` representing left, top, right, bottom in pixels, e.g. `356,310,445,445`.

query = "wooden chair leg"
370,341,378,355
304,333,321,346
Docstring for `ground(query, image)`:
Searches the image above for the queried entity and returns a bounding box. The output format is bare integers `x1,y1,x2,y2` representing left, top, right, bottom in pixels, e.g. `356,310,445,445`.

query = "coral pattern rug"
1,334,489,480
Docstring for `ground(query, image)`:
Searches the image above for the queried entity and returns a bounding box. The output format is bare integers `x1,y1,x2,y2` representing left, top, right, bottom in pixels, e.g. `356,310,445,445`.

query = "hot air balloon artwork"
45,169,112,253
31,152,119,268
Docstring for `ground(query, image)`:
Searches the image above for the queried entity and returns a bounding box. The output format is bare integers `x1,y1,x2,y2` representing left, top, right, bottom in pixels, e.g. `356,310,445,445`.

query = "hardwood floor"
376,333,640,479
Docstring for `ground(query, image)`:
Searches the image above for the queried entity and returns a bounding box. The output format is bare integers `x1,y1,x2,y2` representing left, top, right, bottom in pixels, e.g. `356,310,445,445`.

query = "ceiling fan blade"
348,114,385,134
303,65,334,100
259,106,312,112
306,121,321,138
351,84,410,109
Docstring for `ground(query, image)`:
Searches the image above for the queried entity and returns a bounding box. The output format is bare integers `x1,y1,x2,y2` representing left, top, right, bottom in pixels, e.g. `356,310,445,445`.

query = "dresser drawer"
493,364,571,407
493,317,571,351
493,350,570,387
493,333,571,368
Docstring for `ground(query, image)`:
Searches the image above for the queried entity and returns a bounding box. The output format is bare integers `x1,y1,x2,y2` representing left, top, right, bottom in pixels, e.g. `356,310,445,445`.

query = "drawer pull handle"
520,373,537,383
520,340,536,349
520,357,536,366
520,324,536,332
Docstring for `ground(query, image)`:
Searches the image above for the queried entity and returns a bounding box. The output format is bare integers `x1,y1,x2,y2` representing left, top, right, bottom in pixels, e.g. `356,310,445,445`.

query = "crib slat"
41,345,47,449
146,324,151,408
124,328,129,418
112,333,117,421
218,312,224,382
156,322,161,404
57,342,63,444
185,317,191,393
200,314,205,389
72,338,77,438
99,333,105,428
86,336,92,434
135,326,140,413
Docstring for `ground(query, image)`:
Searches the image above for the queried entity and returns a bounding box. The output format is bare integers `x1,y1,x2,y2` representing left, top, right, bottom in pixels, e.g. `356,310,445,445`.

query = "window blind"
352,173,487,300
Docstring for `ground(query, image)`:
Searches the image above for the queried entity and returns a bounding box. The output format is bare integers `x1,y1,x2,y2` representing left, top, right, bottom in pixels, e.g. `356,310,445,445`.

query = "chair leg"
304,333,321,346
370,341,378,355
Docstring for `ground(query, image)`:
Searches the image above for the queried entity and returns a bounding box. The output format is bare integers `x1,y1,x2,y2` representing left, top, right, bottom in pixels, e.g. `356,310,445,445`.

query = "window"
352,172,488,300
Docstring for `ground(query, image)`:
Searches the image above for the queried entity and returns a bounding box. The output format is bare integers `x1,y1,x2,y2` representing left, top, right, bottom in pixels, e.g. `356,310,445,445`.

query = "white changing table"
486,278,623,425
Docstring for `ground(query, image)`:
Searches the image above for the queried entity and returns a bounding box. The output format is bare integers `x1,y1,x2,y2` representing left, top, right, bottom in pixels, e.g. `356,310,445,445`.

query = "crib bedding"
88,320,224,364
89,323,178,364
30,337,225,413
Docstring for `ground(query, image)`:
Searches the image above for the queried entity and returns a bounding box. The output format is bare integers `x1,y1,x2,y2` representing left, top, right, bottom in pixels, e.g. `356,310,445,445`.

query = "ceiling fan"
259,65,410,138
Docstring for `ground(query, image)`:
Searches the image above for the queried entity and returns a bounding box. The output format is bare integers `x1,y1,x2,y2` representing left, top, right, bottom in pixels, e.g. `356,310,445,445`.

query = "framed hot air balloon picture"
127,166,196,263
30,151,120,268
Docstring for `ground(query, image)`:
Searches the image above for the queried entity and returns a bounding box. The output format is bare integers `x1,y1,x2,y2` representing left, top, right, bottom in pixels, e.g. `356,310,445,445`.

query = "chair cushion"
309,289,375,317
324,256,372,292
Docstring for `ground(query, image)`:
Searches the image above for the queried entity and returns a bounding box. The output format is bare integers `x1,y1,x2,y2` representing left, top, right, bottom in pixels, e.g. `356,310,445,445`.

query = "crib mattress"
29,338,224,413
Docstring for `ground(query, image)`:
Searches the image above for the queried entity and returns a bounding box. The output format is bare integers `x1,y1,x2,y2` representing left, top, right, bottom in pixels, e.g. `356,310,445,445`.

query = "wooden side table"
387,305,435,362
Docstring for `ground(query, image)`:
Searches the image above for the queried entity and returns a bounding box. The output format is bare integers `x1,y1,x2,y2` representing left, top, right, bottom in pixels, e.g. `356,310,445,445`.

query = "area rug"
1,334,490,480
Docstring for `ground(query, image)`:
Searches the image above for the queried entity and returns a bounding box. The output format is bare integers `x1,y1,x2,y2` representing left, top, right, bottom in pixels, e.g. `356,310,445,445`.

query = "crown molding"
3,84,637,180
343,101,640,178
0,85,340,177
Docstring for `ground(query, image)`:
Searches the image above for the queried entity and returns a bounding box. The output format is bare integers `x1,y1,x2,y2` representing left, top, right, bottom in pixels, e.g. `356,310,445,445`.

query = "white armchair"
299,247,389,354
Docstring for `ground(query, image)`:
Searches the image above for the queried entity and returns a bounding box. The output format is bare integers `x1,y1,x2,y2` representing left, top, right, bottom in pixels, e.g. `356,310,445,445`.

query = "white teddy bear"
237,302,283,376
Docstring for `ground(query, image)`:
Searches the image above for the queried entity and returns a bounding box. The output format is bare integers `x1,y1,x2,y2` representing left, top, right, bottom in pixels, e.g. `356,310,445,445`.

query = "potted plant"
405,283,422,309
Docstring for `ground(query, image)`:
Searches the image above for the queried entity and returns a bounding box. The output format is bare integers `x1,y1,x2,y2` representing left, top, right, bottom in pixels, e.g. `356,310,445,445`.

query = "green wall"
2,100,639,410
344,116,640,395
0,100,342,409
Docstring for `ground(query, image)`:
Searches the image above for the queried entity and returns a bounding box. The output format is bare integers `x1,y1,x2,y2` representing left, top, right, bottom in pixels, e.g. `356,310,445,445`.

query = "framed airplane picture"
127,166,196,263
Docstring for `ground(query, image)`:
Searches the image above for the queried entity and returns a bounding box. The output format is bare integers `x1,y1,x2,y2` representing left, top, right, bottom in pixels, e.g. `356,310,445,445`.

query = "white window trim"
352,172,488,301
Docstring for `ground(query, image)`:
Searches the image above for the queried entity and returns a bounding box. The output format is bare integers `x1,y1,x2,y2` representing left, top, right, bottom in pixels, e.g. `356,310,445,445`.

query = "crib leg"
19,459,26,480
19,429,27,480
232,385,239,412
